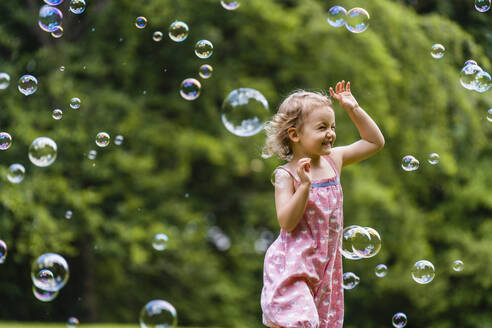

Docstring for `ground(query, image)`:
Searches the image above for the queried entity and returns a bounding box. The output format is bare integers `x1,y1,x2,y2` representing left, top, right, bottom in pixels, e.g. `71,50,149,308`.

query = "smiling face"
295,106,336,156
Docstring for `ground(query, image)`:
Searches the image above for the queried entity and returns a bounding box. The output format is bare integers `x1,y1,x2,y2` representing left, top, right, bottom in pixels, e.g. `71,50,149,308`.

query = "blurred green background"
0,0,491,327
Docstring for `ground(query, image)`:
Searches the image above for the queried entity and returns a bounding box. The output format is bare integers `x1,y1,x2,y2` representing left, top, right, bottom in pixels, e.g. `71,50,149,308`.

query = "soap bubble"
487,109,492,122
44,0,64,5
152,233,169,251
199,64,213,79
375,264,388,277
29,137,57,167
221,88,270,137
464,59,477,66
168,21,189,42
52,109,63,120
341,225,363,260
342,272,360,290
430,44,445,59
32,285,59,302
65,210,72,219
135,16,147,29
428,153,439,165
353,227,381,258
401,155,419,171
36,269,56,289
460,64,482,90
139,299,178,328
0,132,12,150
88,150,97,160
452,260,464,272
0,240,7,263
0,72,10,89
69,0,86,14
221,1,240,10
411,260,435,284
39,5,63,33
67,317,79,328
345,8,370,33
392,312,407,328
115,135,124,145
95,132,110,147
153,31,163,42
179,78,201,100
195,40,213,59
70,97,81,109
7,163,25,184
60,66,65,71
475,71,492,93
18,75,38,96
31,253,69,292
51,26,64,38
475,0,491,12
327,6,347,27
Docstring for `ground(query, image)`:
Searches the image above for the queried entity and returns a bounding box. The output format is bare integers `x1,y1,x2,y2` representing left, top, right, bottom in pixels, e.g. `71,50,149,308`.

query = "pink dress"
261,156,344,328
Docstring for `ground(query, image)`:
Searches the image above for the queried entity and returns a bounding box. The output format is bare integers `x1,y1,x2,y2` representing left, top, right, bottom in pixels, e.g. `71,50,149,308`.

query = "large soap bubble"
460,64,482,90
29,137,58,167
39,5,63,33
345,8,370,33
139,300,178,328
352,227,381,258
221,88,270,137
327,6,347,28
31,253,69,292
341,225,363,260
411,260,435,284
168,21,189,42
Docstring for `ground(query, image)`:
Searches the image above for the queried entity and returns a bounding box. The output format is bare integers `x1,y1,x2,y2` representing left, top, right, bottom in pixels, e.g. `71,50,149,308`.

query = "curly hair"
262,90,333,161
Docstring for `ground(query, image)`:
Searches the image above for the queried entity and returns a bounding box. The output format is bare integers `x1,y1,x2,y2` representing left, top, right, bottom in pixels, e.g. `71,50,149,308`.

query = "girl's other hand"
329,80,359,111
297,157,312,185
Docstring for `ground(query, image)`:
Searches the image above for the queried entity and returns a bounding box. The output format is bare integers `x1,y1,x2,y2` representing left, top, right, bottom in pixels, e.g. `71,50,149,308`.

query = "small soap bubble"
401,155,419,171
153,31,163,42
168,21,189,42
375,264,388,277
65,210,72,219
60,66,65,72
18,75,38,96
37,269,55,288
184,193,190,198
0,132,12,150
460,64,482,90
91,27,95,32
221,1,240,10
8,163,25,184
327,6,347,27
487,109,492,122
29,137,58,167
392,312,407,328
39,5,63,33
199,64,213,79
0,72,11,89
95,132,110,147
51,26,63,38
69,0,86,14
342,272,360,290
430,44,445,59
194,40,213,59
152,233,169,251
345,7,370,33
114,135,124,145
67,317,79,328
139,299,178,328
0,240,7,263
221,88,270,137
452,260,464,272
475,71,492,93
179,78,201,101
70,97,81,109
475,0,491,12
411,260,435,284
428,153,439,165
44,0,63,5
52,109,63,120
135,16,147,29
32,285,59,302
88,150,97,160
31,253,69,292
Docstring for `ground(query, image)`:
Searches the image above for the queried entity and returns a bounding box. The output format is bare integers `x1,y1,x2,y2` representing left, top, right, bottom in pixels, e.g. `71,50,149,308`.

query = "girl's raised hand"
297,158,312,185
329,80,359,111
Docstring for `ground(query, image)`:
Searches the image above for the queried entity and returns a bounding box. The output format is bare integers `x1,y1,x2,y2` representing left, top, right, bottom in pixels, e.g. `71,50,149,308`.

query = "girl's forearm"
346,106,385,146
277,183,311,232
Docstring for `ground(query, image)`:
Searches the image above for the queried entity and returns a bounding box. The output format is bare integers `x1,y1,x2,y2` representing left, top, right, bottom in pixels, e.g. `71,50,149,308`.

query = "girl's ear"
287,127,300,142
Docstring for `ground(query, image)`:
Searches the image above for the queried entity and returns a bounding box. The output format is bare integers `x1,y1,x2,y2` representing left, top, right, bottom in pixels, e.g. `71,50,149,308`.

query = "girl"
260,81,385,328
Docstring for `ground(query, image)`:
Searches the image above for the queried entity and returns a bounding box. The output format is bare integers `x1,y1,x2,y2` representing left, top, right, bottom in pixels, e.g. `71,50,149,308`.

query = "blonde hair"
262,90,333,161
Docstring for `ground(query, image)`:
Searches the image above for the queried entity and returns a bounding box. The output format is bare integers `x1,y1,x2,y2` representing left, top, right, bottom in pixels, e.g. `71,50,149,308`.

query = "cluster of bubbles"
411,260,435,284
430,43,445,59
221,1,240,10
38,0,86,39
139,299,178,328
341,225,381,260
392,312,408,328
401,153,440,171
460,60,492,93
207,226,231,251
31,253,69,302
342,272,360,290
152,233,169,251
327,6,370,33
475,0,491,12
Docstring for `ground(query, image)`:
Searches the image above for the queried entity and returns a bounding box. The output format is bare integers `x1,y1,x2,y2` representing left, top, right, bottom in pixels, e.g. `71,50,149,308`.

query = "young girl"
260,81,385,328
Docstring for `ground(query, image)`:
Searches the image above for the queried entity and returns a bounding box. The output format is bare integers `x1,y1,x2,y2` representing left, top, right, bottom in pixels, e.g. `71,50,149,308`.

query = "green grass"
0,323,209,328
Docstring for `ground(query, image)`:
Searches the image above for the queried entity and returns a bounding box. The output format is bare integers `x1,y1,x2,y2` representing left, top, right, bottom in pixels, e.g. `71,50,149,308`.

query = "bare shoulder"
327,148,343,174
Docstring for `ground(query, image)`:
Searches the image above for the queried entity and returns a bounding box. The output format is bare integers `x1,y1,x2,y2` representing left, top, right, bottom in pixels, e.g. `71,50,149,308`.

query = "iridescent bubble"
29,137,57,167
401,155,419,171
0,72,11,90
32,285,59,302
353,227,381,258
392,312,407,328
95,132,110,147
52,109,63,120
31,253,69,292
44,0,64,5
221,88,270,137
0,240,7,264
375,264,388,278
51,26,63,38
152,233,169,251
464,59,477,67
475,0,491,12
60,66,65,72
341,225,363,260
67,317,79,328
179,78,201,101
18,75,38,96
168,21,189,42
153,31,163,42
487,109,492,122
475,71,492,93
135,16,147,29
65,210,72,219
199,64,213,79
69,0,86,14
327,6,347,28
221,1,240,10
411,260,435,284
342,272,360,290
8,163,25,184
452,260,464,272
430,44,445,59
70,97,81,109
428,153,439,165
139,299,178,328
88,150,97,160
0,132,12,150
115,135,124,145
36,269,56,289
460,64,483,90
345,7,370,34
39,5,63,33
194,40,213,59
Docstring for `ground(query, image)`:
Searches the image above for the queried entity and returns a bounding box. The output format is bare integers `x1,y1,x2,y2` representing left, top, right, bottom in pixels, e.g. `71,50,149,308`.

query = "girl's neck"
291,152,321,166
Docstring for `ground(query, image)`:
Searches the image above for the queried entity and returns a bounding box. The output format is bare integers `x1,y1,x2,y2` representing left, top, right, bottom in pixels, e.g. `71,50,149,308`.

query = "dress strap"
276,165,301,184
324,155,340,178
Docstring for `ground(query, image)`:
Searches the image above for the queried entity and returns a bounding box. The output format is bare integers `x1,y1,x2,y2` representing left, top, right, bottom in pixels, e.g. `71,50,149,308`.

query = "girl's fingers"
346,81,351,92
